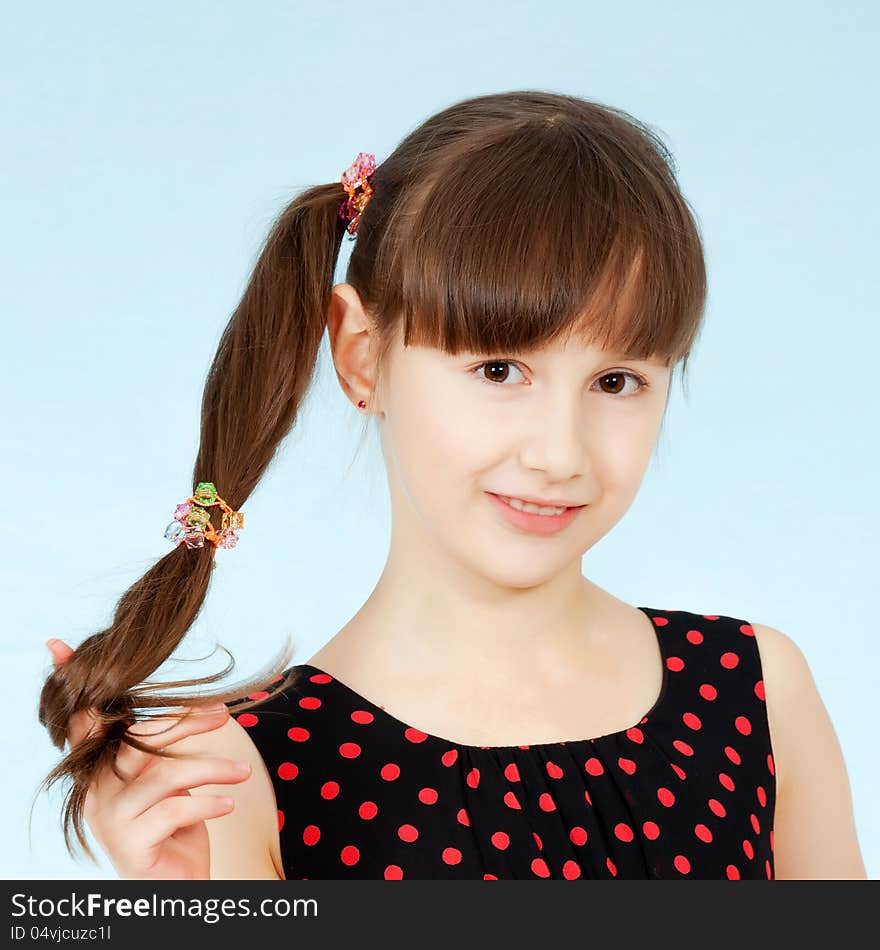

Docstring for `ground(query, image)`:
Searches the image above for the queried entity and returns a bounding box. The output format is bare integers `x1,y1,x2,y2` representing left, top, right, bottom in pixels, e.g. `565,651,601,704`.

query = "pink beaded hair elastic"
338,151,377,238
163,482,244,556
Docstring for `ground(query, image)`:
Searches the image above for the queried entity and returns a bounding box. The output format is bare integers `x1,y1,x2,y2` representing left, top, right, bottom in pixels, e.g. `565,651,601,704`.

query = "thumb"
46,638,75,667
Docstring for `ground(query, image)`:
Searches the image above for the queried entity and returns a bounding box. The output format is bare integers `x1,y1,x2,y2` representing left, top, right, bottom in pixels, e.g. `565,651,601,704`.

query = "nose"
518,392,589,483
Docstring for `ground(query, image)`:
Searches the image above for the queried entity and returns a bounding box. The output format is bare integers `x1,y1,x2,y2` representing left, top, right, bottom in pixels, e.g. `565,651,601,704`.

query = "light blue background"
2,1,877,879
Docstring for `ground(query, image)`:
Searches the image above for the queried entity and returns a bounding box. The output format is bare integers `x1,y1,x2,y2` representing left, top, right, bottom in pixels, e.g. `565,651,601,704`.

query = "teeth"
499,495,568,516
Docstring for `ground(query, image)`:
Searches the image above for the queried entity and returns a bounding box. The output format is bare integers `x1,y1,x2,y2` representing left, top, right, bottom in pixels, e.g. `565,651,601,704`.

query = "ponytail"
36,181,348,862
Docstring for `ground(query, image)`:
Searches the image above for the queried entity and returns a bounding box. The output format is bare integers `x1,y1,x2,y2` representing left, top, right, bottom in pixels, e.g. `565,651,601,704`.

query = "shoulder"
170,713,284,880
748,620,867,878
748,621,808,800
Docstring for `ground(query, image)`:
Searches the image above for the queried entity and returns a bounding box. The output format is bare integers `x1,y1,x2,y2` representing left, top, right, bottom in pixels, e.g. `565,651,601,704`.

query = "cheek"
388,380,488,504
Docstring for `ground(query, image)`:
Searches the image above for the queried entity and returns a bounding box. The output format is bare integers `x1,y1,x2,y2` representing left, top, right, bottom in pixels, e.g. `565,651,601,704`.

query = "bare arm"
172,716,285,880
753,622,867,879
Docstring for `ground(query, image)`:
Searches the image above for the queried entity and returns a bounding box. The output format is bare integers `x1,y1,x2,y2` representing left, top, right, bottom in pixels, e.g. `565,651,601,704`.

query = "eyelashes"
470,360,651,398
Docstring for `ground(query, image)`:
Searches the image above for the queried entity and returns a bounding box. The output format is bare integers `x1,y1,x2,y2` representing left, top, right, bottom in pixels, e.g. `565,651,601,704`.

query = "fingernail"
46,639,59,649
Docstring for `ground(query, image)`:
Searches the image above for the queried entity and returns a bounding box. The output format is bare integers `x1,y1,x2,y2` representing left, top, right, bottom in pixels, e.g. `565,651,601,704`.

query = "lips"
486,491,584,535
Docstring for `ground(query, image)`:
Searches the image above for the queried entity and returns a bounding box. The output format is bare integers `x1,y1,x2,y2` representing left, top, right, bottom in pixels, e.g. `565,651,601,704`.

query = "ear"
325,283,378,412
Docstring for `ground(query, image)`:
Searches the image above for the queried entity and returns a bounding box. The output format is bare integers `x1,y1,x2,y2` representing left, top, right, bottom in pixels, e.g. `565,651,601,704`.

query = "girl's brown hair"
37,89,708,862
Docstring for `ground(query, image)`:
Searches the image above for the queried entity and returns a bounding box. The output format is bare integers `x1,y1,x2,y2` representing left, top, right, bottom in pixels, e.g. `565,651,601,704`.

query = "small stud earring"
357,399,367,409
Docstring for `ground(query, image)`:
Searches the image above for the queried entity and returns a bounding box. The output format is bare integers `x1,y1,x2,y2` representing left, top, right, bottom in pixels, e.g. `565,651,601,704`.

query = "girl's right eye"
472,360,526,386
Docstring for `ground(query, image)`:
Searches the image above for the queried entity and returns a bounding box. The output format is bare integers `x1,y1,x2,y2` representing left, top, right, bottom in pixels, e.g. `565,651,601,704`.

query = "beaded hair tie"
338,152,377,239
163,482,244,556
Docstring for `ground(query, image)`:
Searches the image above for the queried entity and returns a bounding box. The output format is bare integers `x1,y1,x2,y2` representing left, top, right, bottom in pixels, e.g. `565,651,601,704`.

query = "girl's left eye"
471,360,649,397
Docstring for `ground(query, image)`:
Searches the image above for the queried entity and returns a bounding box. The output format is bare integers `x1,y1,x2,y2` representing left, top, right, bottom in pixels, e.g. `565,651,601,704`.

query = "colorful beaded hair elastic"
338,151,377,238
163,482,244,554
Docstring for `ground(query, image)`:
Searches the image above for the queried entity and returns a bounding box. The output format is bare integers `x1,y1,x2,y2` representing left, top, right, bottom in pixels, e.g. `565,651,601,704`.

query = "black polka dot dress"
225,608,777,880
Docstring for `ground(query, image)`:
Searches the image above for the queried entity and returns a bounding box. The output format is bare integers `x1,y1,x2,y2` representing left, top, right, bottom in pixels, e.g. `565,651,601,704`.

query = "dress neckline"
295,606,669,751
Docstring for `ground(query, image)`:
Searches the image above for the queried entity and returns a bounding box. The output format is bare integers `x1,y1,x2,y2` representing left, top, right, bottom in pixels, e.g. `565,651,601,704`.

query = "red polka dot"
418,787,439,805
358,801,378,820
384,865,403,879
682,712,702,730
538,792,556,812
626,726,645,744
531,857,550,878
483,873,498,880
699,683,718,701
442,847,462,865
743,839,754,859
277,810,284,831
491,831,510,850
405,727,428,743
735,716,752,735
708,798,727,818
755,680,765,701
441,749,458,767
658,787,675,807
570,826,588,845
765,859,772,879
674,854,691,874
278,762,298,781
380,763,400,781
533,832,543,849
720,652,739,669
686,629,704,644
309,672,332,683
767,753,775,776
672,739,694,756
320,780,340,799
750,813,761,835
614,823,634,842
398,824,419,842
757,785,767,807
339,742,361,758
351,709,374,724
695,823,713,843
341,845,359,866
504,762,521,782
546,761,564,779
466,768,481,789
653,616,669,626
643,821,660,840
287,726,310,742
562,860,581,879
236,713,258,728
667,656,685,672
618,757,637,775
724,746,742,765
606,857,618,877
457,808,470,826
248,690,270,700
719,772,736,792
303,824,320,845
726,864,740,880
299,696,321,710
503,791,522,810
584,757,604,776
671,763,687,780
740,623,755,637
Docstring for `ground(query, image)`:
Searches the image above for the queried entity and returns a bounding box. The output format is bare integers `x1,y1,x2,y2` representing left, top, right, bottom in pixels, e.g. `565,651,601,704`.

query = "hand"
47,638,252,879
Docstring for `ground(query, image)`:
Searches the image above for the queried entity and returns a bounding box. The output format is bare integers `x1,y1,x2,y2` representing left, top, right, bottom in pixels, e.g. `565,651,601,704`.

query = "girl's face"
374,326,672,590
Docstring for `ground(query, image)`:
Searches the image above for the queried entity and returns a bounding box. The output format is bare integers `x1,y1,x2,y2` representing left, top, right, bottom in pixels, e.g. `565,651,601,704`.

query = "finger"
135,794,236,854
46,639,75,667
65,707,104,750
116,755,251,820
113,705,231,785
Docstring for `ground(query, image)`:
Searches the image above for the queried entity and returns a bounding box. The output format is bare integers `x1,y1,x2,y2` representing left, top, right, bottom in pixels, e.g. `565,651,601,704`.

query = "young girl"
40,90,866,881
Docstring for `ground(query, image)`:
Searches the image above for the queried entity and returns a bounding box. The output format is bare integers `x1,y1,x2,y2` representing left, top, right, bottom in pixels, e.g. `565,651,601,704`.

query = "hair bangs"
371,118,704,368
